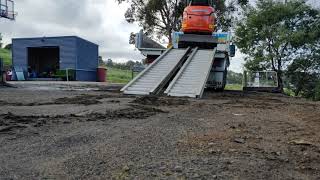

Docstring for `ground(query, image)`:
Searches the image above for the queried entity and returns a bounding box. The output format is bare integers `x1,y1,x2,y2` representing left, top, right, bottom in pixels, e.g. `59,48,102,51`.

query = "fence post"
66,69,69,82
266,71,268,87
132,69,134,79
243,71,247,88
0,58,3,83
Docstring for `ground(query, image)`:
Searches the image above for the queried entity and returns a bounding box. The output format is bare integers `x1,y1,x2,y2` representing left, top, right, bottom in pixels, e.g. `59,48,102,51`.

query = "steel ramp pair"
121,47,190,95
121,47,216,98
164,48,216,98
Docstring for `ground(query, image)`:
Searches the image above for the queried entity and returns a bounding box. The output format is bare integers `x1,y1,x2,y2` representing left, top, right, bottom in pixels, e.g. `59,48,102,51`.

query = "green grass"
225,84,243,91
107,68,139,84
284,88,296,97
0,48,12,67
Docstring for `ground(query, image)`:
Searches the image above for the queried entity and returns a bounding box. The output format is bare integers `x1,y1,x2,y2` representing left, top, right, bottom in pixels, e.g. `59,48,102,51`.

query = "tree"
315,81,320,101
235,0,320,91
106,59,114,67
117,0,185,44
117,0,249,44
4,44,12,50
227,71,243,84
129,32,136,45
98,56,105,66
0,33,3,48
286,45,320,99
125,60,136,69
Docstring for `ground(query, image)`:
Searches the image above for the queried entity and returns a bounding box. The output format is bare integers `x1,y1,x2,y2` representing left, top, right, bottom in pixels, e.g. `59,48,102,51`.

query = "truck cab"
182,0,216,34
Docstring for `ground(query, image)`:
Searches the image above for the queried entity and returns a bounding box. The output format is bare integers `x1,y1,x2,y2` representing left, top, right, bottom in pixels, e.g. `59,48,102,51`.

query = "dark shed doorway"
27,47,60,78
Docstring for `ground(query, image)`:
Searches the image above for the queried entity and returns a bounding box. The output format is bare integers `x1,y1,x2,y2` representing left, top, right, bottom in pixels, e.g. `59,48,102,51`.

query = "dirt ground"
0,83,319,180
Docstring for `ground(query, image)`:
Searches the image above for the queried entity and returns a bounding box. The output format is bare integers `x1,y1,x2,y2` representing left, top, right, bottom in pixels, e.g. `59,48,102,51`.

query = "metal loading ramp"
121,47,190,95
165,48,217,98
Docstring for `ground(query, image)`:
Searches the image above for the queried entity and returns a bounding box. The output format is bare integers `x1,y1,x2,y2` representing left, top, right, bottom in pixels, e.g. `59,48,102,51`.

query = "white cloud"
230,50,245,73
0,0,144,62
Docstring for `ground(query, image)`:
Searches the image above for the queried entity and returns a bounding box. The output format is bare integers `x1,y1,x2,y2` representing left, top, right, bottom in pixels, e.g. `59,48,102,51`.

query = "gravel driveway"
0,84,319,179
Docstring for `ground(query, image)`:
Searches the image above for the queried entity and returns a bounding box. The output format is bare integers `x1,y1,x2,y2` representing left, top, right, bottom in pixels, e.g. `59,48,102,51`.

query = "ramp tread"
123,48,189,95
165,48,216,98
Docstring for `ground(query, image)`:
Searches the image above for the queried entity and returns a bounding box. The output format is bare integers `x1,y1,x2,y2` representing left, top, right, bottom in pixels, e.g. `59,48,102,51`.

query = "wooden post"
132,69,134,80
0,58,3,84
66,69,69,82
243,71,247,88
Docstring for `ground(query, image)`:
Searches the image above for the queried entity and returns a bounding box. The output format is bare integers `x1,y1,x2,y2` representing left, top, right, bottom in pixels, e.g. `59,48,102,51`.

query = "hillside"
0,48,12,67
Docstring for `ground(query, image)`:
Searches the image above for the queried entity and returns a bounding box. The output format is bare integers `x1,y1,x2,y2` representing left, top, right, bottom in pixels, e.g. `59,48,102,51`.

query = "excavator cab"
182,0,216,34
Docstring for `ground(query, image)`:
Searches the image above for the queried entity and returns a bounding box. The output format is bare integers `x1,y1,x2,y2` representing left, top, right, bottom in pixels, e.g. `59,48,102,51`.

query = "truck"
121,0,235,98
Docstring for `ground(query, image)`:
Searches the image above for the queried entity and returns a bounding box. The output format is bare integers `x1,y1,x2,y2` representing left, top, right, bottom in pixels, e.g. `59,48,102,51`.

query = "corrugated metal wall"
76,37,98,81
12,36,98,81
13,37,77,71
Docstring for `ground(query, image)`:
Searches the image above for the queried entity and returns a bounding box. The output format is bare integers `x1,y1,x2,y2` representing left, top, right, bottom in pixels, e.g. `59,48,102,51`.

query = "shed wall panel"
76,38,98,81
12,36,99,82
12,37,77,72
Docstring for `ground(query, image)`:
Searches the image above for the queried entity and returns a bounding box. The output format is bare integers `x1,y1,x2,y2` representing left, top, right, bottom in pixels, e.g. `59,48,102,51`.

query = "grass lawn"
225,84,243,91
0,48,12,67
284,88,296,97
107,68,139,84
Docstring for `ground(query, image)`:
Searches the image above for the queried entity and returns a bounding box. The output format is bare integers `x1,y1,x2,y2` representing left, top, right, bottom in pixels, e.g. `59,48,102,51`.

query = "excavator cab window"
187,0,214,6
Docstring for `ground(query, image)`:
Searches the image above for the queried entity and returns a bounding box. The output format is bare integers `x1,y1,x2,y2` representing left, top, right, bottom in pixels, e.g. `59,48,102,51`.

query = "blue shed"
12,36,99,81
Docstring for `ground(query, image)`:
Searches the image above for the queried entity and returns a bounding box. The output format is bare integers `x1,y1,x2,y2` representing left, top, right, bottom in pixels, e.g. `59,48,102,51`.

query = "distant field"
0,48,12,66
107,68,139,84
225,84,243,91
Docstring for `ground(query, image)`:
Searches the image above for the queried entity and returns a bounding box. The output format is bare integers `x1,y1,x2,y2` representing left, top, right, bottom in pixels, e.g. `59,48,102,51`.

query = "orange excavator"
182,0,216,34
176,0,222,48
123,0,235,97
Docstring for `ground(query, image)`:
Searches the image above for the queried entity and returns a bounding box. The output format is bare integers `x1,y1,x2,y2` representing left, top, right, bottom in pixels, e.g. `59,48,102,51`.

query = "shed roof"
12,36,98,47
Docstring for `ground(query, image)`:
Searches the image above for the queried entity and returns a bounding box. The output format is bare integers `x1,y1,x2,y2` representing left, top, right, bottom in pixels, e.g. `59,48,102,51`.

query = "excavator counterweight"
182,0,216,35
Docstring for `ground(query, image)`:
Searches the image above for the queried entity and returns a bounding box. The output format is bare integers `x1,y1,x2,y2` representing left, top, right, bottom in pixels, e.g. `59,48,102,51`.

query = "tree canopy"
227,71,243,84
286,45,320,99
117,0,185,44
0,33,3,48
4,44,12,50
235,0,320,91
